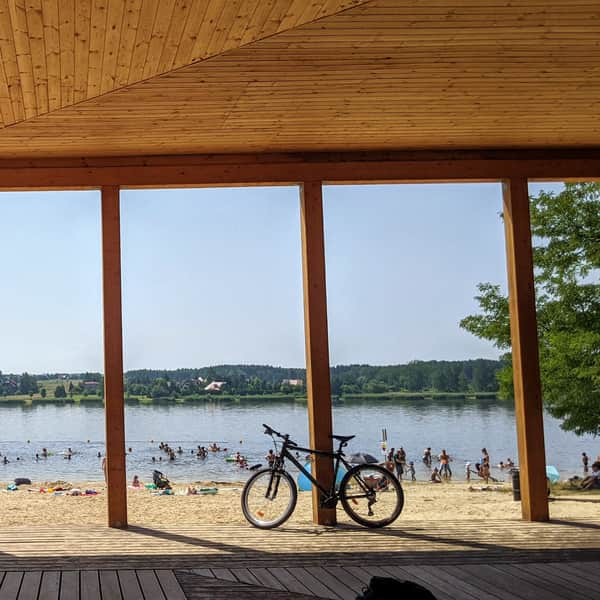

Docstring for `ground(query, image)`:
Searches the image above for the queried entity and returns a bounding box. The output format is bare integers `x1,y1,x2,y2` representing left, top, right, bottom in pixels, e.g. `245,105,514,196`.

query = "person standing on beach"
393,449,404,480
582,452,589,473
407,461,416,481
438,449,452,479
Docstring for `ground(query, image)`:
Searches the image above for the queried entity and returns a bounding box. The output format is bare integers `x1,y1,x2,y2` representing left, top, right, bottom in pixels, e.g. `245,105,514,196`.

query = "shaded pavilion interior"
0,3,599,595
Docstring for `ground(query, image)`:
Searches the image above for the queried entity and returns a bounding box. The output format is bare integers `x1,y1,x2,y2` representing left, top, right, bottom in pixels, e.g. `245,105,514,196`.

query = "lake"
0,400,595,483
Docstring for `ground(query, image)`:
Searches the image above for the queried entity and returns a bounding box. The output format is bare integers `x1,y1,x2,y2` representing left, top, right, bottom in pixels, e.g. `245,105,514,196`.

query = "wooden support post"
502,177,549,522
300,181,336,526
101,185,128,528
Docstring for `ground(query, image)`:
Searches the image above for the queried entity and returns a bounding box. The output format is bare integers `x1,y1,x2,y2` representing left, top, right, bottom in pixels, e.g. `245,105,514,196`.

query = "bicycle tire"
241,468,298,529
339,464,404,528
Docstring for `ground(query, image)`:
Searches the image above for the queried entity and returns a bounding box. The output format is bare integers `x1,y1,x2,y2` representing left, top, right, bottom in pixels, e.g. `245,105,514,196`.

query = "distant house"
282,379,303,387
83,381,99,392
197,377,207,383
204,381,226,392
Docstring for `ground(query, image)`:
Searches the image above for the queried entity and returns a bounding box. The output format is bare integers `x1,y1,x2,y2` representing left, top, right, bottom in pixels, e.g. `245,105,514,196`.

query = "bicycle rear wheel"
339,464,404,528
241,468,297,529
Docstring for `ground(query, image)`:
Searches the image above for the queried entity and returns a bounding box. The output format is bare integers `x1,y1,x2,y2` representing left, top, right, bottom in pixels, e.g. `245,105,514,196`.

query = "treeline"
1,360,504,399
125,359,502,398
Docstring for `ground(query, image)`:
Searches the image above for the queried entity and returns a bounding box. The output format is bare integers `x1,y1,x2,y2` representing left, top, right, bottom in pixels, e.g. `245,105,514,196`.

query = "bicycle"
241,424,404,529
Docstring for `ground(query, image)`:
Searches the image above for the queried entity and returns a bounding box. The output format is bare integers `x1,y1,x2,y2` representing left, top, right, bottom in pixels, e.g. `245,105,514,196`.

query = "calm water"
0,400,596,483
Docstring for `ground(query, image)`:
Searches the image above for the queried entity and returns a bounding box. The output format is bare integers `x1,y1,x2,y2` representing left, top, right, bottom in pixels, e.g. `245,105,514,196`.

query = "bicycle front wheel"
241,468,298,529
339,464,404,528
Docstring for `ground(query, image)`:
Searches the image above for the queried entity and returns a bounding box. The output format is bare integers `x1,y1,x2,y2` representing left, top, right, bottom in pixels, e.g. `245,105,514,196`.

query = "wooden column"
502,178,549,522
300,181,336,526
101,185,128,528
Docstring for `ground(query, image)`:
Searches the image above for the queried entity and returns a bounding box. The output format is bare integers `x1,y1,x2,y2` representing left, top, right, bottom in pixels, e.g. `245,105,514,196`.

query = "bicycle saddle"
331,434,355,443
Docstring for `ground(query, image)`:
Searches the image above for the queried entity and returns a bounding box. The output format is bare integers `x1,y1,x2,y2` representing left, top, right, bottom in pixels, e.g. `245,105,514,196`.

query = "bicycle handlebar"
262,425,301,449
263,423,284,438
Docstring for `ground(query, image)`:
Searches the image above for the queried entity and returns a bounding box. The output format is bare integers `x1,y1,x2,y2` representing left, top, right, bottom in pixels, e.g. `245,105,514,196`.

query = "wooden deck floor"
0,518,598,599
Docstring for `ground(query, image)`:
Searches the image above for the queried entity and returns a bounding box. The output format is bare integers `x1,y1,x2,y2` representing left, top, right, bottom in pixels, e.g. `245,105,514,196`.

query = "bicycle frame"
273,436,354,504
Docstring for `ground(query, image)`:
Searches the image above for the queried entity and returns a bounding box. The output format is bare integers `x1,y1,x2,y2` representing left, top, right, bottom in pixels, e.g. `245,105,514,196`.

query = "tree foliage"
460,183,600,436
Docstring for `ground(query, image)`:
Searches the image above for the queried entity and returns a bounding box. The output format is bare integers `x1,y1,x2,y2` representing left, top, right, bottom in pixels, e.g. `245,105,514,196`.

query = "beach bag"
356,576,438,600
14,478,31,486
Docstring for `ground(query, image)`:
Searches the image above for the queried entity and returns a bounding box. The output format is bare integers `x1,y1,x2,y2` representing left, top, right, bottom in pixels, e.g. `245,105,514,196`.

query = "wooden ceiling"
0,0,599,158
0,0,367,125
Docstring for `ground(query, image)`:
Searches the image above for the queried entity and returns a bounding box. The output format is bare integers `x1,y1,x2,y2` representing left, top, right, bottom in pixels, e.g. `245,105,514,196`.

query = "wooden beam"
502,177,549,522
101,185,128,529
300,181,336,526
0,149,598,188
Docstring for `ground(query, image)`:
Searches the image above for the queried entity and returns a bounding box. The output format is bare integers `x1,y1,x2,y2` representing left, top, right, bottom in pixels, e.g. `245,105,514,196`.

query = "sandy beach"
1,479,597,527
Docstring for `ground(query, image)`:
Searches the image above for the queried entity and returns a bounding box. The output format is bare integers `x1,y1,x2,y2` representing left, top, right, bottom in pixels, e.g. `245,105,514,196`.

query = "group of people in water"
380,446,517,484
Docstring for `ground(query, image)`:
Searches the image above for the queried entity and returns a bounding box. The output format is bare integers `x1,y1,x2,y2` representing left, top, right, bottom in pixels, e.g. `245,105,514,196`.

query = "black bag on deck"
356,576,438,600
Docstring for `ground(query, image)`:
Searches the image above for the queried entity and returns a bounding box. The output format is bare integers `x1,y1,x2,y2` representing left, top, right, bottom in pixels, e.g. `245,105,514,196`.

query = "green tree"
460,183,600,435
40,388,47,398
54,384,67,398
19,372,38,395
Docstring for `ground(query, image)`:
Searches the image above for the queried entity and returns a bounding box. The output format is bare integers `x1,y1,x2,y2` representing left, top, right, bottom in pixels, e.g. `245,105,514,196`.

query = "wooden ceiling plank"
221,0,260,54
114,0,142,88
0,0,23,122
58,0,75,107
190,0,226,61
127,0,158,84
296,0,330,26
25,0,48,114
277,0,319,32
206,0,245,58
172,0,210,68
156,0,192,74
87,0,108,97
0,37,12,125
43,0,61,111
100,0,125,94
73,0,91,102
257,0,295,39
10,0,37,118
142,0,176,79
239,0,276,46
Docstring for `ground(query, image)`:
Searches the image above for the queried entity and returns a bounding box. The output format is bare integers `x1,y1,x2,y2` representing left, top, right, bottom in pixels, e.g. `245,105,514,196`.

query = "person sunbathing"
581,462,600,490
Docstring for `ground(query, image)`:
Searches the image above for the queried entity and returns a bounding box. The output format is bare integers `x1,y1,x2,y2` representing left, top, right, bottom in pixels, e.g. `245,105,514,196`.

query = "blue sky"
0,183,559,373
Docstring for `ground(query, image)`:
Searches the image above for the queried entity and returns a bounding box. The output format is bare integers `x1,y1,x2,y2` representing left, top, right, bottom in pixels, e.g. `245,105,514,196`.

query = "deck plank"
513,563,598,600
39,571,61,600
229,568,261,587
492,564,575,600
246,567,287,591
545,562,598,586
0,572,23,600
154,570,186,600
304,566,363,599
117,571,143,600
99,571,121,600
17,571,41,600
380,565,456,600
136,571,165,600
80,571,100,600
58,572,79,600
268,567,314,595
287,567,341,599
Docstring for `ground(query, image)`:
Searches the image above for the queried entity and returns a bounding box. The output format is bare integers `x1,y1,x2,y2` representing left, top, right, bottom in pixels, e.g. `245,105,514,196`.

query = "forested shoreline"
0,359,504,402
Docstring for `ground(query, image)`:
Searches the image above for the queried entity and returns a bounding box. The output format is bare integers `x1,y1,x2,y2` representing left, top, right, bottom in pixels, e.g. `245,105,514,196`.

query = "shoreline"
1,479,597,528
